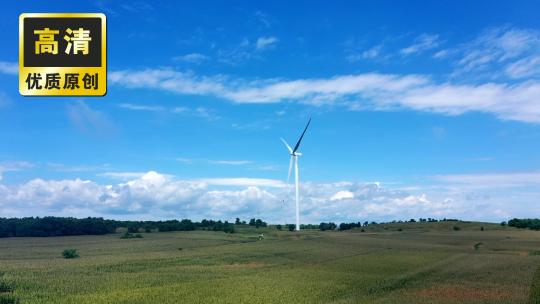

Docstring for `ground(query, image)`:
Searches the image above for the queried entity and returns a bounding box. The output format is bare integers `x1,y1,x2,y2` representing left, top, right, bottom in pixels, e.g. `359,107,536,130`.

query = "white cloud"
446,27,540,78
192,107,220,120
433,171,540,188
400,34,440,55
433,49,449,59
109,69,226,96
0,91,12,107
98,172,148,180
330,190,354,201
108,67,540,123
0,161,34,181
47,163,112,172
256,36,278,50
116,102,220,120
209,160,253,165
175,157,193,164
0,61,17,75
66,101,116,136
346,45,382,62
118,103,165,112
505,56,540,79
173,53,209,64
362,45,382,59
174,158,275,170
198,177,285,188
0,171,538,222
254,11,273,29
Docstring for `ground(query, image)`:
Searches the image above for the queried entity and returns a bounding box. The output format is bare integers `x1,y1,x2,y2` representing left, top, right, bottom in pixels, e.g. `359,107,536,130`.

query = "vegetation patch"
0,282,13,293
368,268,436,295
0,273,18,304
474,242,483,250
415,284,516,302
530,266,540,304
120,232,143,239
223,262,265,269
0,295,18,304
62,249,79,259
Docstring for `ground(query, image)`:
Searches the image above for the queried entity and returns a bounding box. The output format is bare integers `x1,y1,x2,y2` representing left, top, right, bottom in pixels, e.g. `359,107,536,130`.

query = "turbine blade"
287,156,293,184
292,117,311,153
280,138,293,154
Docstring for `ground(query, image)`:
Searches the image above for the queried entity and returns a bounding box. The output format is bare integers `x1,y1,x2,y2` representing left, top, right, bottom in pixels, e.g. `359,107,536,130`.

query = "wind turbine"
281,117,311,231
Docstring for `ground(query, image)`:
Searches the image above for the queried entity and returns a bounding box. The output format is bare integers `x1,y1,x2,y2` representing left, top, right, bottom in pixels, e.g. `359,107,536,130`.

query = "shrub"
452,226,461,231
223,225,235,234
287,224,295,231
62,249,79,259
120,232,142,239
276,224,282,230
397,228,403,231
480,226,484,231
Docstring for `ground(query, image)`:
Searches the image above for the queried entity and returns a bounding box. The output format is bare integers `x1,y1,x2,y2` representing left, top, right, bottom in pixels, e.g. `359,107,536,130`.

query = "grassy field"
0,221,539,304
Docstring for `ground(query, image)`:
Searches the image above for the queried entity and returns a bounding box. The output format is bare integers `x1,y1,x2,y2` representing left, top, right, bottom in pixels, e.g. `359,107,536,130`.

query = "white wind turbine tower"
281,117,311,231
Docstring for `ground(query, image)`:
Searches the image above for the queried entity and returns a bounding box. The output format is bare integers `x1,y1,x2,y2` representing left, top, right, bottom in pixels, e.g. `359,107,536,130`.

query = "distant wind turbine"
281,117,311,231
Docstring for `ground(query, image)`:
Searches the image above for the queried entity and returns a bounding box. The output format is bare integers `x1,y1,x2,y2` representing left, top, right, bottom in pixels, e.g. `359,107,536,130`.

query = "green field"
1,221,539,303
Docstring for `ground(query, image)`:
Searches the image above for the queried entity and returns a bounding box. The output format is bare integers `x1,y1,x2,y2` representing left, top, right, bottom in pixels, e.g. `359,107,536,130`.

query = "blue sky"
0,1,540,223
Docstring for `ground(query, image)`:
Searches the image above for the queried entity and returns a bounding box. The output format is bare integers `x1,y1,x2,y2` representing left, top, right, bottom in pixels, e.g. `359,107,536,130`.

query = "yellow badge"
19,13,106,96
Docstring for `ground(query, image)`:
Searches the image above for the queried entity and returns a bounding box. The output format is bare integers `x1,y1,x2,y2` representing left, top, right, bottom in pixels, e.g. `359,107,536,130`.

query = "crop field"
0,221,539,304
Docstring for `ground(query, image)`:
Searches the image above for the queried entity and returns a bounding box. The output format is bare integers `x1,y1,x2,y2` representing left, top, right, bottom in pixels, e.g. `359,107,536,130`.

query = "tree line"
6,216,521,237
0,217,241,237
506,218,540,230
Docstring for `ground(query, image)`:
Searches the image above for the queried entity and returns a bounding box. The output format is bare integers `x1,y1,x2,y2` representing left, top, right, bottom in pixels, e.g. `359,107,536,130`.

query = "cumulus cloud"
330,190,354,201
1,170,533,223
